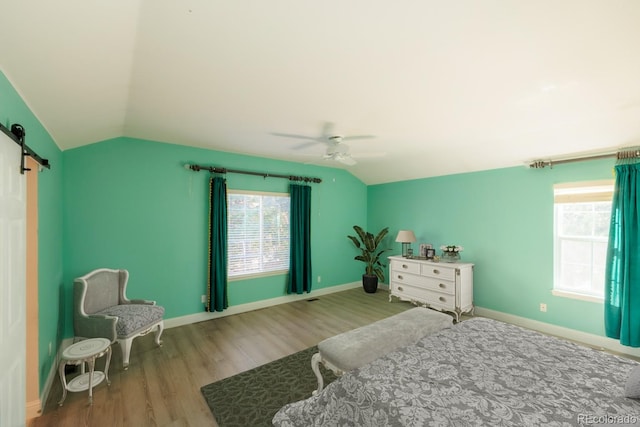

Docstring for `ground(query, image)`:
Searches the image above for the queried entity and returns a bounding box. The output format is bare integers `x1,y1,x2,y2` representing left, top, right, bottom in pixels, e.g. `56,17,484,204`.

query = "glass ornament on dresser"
440,245,463,263
441,251,461,262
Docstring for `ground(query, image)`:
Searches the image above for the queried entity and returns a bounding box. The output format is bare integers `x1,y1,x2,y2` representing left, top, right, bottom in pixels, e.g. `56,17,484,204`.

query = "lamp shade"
395,230,417,243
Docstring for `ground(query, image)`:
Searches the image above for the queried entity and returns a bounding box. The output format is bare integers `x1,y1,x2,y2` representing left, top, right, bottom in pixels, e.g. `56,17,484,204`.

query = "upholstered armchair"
73,268,165,370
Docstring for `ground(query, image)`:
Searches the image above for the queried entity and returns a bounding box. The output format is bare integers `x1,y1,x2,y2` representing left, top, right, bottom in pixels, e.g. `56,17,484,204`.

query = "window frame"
552,180,614,301
226,189,290,281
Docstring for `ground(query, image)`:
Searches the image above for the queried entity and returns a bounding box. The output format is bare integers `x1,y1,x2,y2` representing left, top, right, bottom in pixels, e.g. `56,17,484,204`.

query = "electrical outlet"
317,276,322,283
539,303,547,312
201,295,206,303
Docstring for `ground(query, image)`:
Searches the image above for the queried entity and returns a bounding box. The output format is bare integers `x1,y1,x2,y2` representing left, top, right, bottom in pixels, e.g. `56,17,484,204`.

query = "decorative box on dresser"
388,255,474,321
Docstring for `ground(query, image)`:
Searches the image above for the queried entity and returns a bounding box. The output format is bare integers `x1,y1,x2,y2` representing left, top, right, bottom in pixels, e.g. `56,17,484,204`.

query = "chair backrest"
75,269,128,314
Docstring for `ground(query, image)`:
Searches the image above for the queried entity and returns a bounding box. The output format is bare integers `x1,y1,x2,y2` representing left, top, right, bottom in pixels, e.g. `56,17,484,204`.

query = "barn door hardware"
0,122,51,174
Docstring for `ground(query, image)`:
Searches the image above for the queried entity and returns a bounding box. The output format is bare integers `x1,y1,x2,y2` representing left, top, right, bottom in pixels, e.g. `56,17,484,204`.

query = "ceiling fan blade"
320,122,335,138
342,135,376,141
292,141,322,150
271,132,320,142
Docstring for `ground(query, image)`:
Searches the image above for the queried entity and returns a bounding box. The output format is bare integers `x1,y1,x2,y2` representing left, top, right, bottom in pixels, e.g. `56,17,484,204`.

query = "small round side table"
58,338,112,406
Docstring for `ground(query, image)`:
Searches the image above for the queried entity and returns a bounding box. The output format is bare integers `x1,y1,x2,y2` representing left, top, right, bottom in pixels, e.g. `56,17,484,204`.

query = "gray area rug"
200,345,337,427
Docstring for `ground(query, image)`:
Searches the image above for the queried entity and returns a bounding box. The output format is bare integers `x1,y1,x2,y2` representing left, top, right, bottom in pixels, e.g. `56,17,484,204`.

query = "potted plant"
347,225,390,293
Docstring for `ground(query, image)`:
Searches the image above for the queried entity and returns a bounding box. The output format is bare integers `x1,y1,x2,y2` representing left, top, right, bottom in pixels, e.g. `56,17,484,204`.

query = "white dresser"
388,255,474,321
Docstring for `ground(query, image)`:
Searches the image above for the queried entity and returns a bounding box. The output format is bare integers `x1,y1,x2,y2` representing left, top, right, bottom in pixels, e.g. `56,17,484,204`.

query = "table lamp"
395,230,417,257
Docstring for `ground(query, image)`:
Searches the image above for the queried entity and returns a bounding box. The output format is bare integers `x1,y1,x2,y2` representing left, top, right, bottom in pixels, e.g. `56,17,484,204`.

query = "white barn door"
0,132,27,426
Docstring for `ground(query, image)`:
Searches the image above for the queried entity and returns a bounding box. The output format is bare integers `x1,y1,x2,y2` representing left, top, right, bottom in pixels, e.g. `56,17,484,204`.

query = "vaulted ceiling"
2,1,640,184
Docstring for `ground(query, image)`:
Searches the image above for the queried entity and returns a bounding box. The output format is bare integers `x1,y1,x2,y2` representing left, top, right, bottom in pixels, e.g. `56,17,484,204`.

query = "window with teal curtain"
604,160,640,346
288,184,312,294
207,176,228,312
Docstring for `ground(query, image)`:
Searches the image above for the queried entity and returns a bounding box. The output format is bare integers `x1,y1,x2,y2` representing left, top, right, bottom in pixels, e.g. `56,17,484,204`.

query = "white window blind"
553,180,614,299
227,190,290,278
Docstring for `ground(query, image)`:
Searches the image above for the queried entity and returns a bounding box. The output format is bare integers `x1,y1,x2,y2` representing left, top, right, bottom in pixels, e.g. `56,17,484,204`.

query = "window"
553,180,614,300
227,190,290,279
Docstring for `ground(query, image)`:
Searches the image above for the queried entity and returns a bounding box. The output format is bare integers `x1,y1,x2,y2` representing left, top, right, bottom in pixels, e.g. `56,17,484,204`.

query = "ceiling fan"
272,122,376,165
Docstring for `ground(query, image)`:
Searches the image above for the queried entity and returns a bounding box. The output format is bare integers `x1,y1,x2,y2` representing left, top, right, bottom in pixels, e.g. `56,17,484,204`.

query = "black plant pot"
362,274,378,293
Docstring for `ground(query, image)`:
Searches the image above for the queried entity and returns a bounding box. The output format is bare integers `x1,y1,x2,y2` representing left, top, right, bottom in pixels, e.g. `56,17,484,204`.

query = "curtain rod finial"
184,163,192,170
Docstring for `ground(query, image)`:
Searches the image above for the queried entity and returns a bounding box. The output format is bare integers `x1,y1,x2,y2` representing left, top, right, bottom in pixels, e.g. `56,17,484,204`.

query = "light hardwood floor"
31,287,414,427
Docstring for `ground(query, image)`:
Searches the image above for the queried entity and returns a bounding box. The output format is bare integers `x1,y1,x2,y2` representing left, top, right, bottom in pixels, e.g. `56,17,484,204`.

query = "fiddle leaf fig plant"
347,225,390,281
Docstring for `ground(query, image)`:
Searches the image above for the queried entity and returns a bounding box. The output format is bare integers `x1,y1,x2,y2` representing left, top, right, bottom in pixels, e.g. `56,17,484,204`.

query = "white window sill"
552,289,603,303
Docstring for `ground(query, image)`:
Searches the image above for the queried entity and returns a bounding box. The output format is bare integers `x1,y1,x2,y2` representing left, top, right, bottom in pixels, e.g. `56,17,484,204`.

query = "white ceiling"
1,1,640,184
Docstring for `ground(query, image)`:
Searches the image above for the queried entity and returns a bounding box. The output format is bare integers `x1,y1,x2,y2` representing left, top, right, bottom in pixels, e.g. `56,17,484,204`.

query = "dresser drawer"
426,290,456,311
421,264,456,281
393,283,455,310
391,260,421,275
391,270,424,287
421,276,455,295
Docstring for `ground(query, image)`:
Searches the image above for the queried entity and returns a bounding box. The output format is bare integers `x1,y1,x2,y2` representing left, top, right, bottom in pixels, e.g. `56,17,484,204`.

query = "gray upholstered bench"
311,307,453,393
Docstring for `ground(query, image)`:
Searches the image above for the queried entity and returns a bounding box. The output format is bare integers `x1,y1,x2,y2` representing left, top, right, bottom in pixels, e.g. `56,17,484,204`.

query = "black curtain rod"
0,122,51,174
184,163,322,183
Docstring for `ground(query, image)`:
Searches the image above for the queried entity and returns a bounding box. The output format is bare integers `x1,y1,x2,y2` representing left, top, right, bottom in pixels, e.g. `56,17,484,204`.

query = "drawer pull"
397,275,403,280
439,283,446,288
433,269,440,274
439,296,446,302
398,286,403,292
402,264,409,269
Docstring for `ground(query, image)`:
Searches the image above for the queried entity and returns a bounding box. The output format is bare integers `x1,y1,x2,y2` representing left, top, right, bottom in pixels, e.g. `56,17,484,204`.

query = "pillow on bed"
624,365,640,398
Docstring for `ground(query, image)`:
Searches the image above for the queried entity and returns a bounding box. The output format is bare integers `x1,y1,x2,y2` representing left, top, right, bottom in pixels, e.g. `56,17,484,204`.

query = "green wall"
368,158,615,336
0,71,64,391
62,137,368,334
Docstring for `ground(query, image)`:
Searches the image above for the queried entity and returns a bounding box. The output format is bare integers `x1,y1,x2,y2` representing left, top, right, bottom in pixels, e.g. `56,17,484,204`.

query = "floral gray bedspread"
273,317,640,426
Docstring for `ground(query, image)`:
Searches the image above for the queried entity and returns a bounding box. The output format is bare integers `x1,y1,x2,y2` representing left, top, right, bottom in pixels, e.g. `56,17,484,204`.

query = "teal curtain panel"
605,161,640,346
207,176,228,312
288,184,312,294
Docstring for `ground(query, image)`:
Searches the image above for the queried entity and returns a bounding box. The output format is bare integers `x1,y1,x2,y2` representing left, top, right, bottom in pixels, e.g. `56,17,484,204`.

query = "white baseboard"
165,281,363,329
475,306,640,359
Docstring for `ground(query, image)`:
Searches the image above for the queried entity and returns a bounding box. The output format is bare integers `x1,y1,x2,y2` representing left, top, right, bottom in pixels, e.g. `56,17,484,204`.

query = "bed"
273,317,640,426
